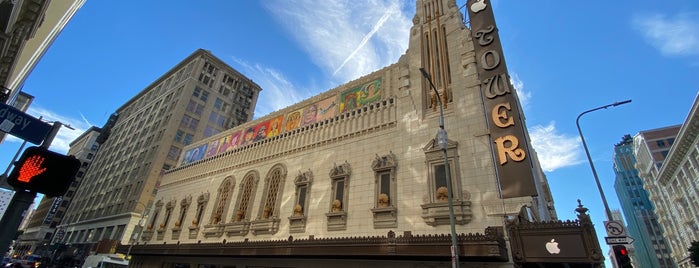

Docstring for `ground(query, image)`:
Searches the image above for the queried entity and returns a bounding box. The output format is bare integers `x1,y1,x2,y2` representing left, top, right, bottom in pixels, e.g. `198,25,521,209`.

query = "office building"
125,1,569,267
614,132,675,268
56,49,262,256
636,94,699,268
0,188,12,218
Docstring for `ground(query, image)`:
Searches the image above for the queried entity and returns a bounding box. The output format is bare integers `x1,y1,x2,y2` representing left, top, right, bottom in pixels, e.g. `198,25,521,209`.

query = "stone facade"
129,0,555,267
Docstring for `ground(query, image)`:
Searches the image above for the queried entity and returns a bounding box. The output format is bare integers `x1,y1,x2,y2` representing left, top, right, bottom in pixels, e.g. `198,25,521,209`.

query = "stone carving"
378,193,390,208
263,206,271,219
332,199,342,212
372,152,397,171
329,161,351,178
235,209,245,222
437,186,449,202
293,204,303,216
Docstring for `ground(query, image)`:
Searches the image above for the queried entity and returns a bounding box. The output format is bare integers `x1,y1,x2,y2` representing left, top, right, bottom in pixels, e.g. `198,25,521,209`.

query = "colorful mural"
266,115,284,138
339,78,382,113
182,143,207,165
217,131,242,154
239,120,272,147
316,96,337,122
180,78,382,167
205,139,220,158
284,108,303,132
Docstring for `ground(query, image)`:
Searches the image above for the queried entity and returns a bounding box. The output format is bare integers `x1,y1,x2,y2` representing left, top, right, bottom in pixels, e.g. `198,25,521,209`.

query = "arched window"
251,164,287,235
233,172,258,222
210,177,235,224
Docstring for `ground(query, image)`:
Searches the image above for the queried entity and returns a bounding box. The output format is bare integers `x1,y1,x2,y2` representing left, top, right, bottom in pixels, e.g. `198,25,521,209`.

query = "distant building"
56,49,262,254
614,131,676,268
0,188,13,218
12,127,103,258
636,94,699,268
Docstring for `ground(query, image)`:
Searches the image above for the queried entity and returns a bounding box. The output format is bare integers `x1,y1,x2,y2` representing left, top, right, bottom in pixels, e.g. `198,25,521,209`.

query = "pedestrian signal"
7,146,81,197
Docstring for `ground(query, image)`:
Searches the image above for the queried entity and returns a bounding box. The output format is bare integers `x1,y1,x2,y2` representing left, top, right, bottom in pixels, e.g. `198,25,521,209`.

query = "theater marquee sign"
467,0,537,198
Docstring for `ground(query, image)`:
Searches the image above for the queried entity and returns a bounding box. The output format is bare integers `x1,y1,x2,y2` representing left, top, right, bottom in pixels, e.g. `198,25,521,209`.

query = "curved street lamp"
576,99,632,221
420,67,459,268
126,202,149,260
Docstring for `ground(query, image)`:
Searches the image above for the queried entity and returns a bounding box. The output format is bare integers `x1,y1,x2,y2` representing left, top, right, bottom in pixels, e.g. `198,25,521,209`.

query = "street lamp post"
420,68,459,268
575,99,632,220
126,202,148,260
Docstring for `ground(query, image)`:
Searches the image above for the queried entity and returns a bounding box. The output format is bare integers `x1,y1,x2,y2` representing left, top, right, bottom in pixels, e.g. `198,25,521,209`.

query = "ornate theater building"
125,0,603,267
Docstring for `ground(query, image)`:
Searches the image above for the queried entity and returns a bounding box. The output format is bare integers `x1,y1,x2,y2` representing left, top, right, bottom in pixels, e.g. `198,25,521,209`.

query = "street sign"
605,236,635,245
604,220,627,237
0,102,51,144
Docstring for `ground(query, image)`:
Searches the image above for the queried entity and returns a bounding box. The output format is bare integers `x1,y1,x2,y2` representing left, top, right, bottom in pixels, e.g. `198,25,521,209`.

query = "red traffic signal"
7,146,81,197
612,245,633,268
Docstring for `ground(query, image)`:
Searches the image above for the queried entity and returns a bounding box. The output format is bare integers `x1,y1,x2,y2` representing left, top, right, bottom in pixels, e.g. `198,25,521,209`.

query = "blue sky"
2,0,698,265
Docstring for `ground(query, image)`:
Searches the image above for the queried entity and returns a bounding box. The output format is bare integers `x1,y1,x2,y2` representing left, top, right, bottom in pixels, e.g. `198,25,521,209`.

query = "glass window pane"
435,164,447,188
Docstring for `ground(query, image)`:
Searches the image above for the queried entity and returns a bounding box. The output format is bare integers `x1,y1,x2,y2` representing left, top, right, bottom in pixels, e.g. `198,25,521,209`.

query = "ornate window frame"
289,170,313,233
420,136,472,226
370,152,397,228
251,164,287,235
141,199,163,241
156,200,176,240
171,196,192,240
224,171,259,236
202,177,234,238
188,192,209,239
326,162,351,231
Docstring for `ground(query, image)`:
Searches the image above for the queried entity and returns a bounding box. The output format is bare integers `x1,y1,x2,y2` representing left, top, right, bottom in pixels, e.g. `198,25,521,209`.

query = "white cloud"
19,106,91,154
509,73,531,109
633,12,699,56
528,122,583,172
231,57,310,118
263,0,412,83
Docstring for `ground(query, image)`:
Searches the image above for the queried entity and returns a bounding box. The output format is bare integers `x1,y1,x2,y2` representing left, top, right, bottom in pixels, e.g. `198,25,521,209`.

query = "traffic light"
613,245,633,268
7,146,81,197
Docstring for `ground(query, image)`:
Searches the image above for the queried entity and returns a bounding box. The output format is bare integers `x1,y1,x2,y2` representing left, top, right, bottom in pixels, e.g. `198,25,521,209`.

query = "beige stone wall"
148,0,537,245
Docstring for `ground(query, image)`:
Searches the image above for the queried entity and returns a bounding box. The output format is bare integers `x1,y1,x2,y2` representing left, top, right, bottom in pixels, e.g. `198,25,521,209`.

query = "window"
183,133,194,145
233,173,258,222
167,146,181,161
160,200,175,233
289,170,313,233
327,162,351,231
251,165,287,235
180,115,199,131
148,200,163,231
421,136,471,226
174,130,184,143
370,153,397,228
210,178,234,225
175,196,191,230
214,98,224,110
192,193,209,228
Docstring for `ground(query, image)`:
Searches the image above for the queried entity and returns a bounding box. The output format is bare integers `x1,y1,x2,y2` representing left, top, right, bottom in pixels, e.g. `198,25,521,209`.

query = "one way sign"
605,236,635,245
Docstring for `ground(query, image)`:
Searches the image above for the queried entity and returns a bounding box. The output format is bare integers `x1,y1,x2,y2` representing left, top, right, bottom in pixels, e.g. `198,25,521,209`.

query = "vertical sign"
467,0,537,198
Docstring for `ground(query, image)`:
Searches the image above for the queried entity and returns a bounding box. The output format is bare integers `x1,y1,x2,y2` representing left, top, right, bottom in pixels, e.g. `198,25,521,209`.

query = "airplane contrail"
332,6,396,76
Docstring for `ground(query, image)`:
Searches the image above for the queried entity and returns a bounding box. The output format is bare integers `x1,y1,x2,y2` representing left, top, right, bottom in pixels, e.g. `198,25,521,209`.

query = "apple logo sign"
470,0,487,13
545,239,561,254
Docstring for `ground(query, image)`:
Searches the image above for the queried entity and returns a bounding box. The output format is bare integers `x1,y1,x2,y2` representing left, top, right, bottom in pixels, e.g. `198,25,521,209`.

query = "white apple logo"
545,239,561,254
470,0,487,13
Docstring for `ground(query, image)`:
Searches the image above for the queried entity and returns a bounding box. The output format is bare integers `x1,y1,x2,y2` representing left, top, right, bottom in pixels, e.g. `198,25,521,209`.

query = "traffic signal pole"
0,122,62,256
